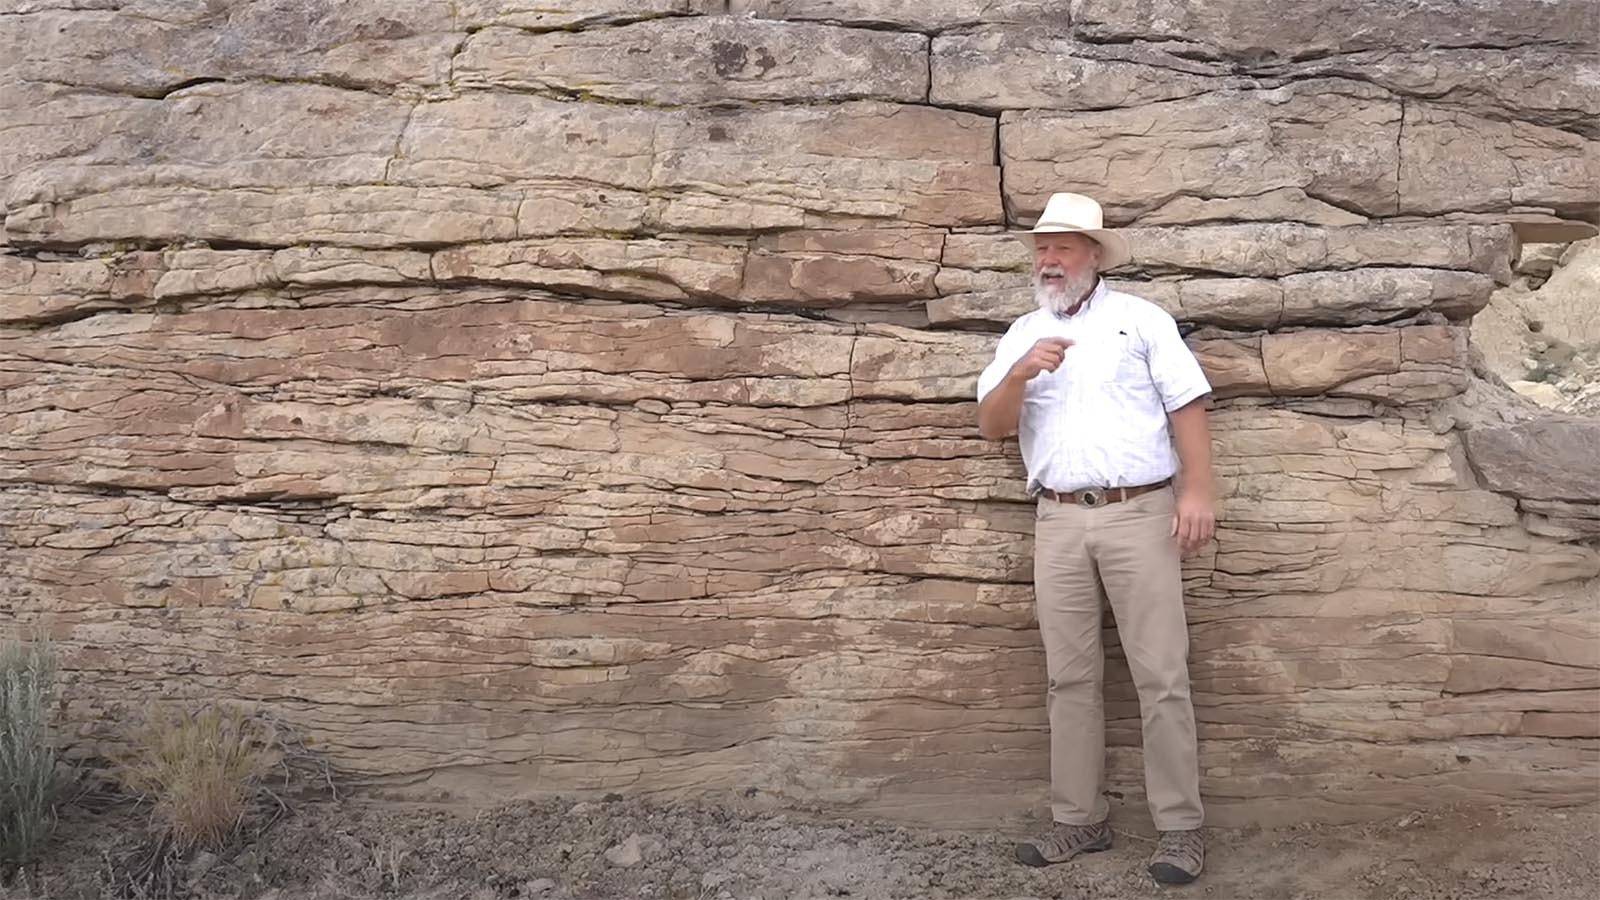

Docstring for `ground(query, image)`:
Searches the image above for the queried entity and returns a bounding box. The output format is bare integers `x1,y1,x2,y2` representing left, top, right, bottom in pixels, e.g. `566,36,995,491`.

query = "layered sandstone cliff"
2,0,1597,825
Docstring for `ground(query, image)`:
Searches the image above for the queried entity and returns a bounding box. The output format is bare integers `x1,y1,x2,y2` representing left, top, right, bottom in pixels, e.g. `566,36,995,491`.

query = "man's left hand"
1171,490,1215,557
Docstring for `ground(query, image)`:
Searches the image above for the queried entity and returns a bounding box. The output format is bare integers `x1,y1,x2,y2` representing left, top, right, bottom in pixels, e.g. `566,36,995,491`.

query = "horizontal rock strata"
2,0,1596,827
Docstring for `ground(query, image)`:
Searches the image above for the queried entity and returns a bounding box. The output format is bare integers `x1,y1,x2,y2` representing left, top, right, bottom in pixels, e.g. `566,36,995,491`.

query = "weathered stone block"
932,29,1218,112
458,18,929,104
1002,83,1402,224
1464,420,1600,503
0,0,458,93
432,239,747,302
1282,48,1600,137
1263,330,1402,394
7,88,1001,246
1399,105,1599,220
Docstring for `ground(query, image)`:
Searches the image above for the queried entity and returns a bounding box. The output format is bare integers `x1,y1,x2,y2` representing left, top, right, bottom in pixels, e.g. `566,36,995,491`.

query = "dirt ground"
4,793,1596,900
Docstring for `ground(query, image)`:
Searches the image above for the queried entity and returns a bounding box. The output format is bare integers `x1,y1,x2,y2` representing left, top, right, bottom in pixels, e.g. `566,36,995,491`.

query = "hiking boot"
1148,828,1205,884
1014,820,1113,867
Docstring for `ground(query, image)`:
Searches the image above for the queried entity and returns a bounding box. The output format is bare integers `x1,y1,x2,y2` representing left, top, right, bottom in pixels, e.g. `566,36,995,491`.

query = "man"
976,192,1216,885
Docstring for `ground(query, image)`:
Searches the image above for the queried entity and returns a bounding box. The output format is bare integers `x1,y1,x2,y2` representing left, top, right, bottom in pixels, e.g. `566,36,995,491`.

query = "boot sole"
1148,861,1202,884
1014,833,1113,868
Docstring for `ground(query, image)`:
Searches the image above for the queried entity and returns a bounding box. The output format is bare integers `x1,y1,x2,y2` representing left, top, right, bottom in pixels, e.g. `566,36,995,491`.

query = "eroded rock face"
1471,238,1600,418
1,0,1596,827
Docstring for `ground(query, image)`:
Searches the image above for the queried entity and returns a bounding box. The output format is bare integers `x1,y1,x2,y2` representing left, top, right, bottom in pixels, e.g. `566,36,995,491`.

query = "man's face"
1032,233,1101,314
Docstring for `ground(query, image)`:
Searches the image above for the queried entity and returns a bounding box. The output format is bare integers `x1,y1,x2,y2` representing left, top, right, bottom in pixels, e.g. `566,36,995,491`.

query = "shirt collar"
1053,278,1107,320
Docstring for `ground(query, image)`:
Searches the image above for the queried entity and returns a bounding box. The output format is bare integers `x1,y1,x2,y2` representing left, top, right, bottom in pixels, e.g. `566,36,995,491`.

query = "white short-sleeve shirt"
976,280,1212,496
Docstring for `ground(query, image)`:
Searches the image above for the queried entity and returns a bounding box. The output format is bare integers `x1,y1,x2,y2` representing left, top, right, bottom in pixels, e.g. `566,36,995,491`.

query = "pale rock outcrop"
1471,238,1600,418
1,0,1595,829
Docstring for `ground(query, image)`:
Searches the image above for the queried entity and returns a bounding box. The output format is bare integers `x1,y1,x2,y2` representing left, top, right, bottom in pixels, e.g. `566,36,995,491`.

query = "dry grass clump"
113,703,276,851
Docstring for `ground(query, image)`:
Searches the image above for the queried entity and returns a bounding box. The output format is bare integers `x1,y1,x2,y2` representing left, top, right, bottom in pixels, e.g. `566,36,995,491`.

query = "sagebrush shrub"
0,639,60,872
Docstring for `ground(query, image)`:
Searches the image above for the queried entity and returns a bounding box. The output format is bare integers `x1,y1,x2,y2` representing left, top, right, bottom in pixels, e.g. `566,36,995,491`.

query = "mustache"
1034,265,1089,292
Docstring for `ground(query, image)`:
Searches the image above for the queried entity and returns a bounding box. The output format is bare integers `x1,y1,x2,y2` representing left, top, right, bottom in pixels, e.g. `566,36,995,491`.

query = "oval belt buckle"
1075,488,1104,508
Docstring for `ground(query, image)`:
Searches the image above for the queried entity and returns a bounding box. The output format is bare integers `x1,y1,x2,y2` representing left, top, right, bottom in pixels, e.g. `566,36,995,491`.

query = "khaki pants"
1033,486,1204,830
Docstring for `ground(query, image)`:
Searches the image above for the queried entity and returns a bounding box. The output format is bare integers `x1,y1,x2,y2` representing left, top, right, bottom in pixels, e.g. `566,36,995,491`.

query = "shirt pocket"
1069,330,1137,385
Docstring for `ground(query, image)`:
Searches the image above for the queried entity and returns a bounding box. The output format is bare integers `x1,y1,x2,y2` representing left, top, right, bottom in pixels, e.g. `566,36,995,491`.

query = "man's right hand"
1008,337,1075,382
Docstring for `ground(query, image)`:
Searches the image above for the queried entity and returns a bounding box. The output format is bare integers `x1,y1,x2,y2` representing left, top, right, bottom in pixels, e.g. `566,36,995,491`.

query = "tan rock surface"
1124,223,1518,282
1070,0,1600,60
939,223,1516,285
1522,239,1600,351
457,18,929,104
927,268,1494,331
0,1,459,94
0,251,162,324
2,1,1595,829
432,240,748,302
1279,48,1600,136
1398,105,1599,220
1464,420,1600,503
931,29,1222,112
0,80,152,246
7,87,1000,246
1001,82,1403,224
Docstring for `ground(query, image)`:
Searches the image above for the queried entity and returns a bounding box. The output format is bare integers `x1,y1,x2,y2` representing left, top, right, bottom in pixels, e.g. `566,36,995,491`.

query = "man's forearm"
978,374,1028,440
1168,400,1214,496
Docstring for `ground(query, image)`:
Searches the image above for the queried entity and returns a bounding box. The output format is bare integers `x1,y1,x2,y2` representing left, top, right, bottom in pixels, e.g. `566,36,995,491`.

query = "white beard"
1034,266,1099,316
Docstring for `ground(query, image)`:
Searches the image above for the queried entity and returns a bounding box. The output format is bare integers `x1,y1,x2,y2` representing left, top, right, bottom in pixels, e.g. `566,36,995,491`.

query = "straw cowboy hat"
1015,192,1131,272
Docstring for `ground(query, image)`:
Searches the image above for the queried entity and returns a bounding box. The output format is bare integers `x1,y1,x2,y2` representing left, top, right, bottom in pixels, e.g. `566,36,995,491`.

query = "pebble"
604,833,665,868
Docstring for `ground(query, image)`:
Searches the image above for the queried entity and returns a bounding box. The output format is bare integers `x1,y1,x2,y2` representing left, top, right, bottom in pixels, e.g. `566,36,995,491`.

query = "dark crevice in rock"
937,89,1233,117
844,327,860,451
1128,261,1491,280
443,31,472,89
24,73,417,103
751,17,934,37
0,478,357,515
384,99,425,185
0,304,153,333
489,11,720,37
1073,33,1583,59
0,245,67,262
1396,40,1590,54
150,76,226,99
1394,97,1408,219
1298,189,1390,222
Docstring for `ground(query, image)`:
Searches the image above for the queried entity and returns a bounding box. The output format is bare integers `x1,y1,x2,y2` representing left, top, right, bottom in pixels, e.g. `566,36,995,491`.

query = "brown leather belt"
1040,479,1171,508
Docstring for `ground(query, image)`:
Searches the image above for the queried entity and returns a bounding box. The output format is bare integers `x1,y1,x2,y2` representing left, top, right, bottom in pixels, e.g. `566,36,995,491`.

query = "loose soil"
4,794,1595,900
